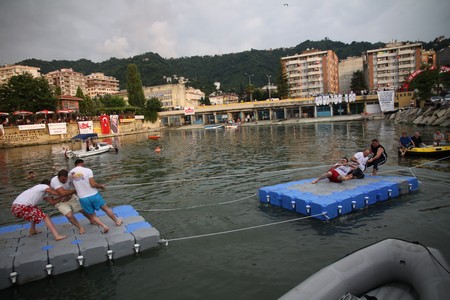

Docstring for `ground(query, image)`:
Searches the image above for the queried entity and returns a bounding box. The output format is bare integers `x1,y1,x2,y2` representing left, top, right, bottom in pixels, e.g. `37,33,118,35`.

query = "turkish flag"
100,115,111,134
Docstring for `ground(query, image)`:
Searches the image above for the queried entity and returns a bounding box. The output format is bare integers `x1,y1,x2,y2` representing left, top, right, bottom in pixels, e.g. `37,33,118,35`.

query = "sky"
1,0,449,66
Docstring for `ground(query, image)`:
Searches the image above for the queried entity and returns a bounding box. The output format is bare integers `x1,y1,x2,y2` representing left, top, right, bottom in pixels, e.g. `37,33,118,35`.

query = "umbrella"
56,109,74,114
13,110,33,117
0,112,9,116
36,110,55,115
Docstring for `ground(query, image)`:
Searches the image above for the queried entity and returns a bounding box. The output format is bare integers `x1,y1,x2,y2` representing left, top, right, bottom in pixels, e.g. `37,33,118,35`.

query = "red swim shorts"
11,204,47,224
327,169,342,183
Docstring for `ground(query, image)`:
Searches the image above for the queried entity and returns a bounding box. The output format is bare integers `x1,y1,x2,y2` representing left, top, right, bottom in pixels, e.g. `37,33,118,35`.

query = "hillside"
18,38,449,94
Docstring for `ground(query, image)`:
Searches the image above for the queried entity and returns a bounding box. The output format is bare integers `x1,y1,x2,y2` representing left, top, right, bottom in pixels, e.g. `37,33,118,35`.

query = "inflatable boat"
279,238,450,300
400,145,450,157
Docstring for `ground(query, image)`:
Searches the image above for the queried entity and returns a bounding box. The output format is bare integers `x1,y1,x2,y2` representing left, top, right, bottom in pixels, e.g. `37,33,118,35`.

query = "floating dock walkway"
0,205,160,290
259,175,419,220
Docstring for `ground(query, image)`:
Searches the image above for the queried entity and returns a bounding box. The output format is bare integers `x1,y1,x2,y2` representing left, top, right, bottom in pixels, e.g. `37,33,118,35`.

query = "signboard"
0,124,3,136
78,121,94,134
184,107,195,115
18,124,46,131
48,123,67,135
377,91,395,112
110,115,119,134
120,118,135,123
135,115,144,120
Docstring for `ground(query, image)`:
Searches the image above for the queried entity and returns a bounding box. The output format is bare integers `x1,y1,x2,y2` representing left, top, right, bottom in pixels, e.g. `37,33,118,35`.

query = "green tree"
350,70,367,94
409,69,438,102
0,73,56,112
199,97,211,105
143,97,163,122
126,64,146,107
276,63,289,99
98,94,126,108
76,87,94,114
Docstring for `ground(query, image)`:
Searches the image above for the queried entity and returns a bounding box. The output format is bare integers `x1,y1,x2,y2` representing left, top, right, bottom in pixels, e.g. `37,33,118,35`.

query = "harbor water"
0,119,449,300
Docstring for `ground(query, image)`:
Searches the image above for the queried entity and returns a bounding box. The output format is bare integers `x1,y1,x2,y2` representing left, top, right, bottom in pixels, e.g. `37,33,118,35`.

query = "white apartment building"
281,49,339,98
45,68,86,96
363,42,422,91
143,83,204,109
0,65,41,85
338,56,363,93
209,93,239,105
86,72,119,98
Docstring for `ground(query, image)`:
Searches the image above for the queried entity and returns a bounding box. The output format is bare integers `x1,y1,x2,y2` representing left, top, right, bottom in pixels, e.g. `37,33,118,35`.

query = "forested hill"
18,38,449,93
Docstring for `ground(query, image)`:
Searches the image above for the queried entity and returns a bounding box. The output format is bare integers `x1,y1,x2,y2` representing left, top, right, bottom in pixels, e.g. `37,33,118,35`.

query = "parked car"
426,95,444,106
445,94,450,102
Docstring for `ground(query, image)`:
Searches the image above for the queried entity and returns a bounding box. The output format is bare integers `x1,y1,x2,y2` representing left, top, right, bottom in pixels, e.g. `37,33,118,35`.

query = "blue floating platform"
259,175,419,220
0,205,160,290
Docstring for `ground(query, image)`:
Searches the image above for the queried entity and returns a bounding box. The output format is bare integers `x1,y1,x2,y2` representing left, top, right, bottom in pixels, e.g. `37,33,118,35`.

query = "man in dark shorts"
367,139,387,175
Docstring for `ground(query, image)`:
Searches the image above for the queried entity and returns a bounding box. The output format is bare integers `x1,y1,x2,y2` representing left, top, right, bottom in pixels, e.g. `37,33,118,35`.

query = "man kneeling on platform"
50,169,93,234
312,158,357,184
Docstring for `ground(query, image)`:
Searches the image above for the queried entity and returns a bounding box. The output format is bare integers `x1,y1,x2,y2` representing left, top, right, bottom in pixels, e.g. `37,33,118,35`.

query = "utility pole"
266,75,272,100
244,73,254,101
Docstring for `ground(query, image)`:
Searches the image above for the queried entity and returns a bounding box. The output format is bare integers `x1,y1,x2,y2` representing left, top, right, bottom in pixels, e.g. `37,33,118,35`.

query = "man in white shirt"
351,149,371,179
69,159,122,233
311,158,357,184
11,179,67,241
51,169,91,234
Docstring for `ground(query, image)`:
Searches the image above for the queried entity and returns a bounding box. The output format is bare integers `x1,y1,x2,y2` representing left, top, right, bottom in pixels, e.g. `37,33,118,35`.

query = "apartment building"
0,64,41,85
281,49,339,98
143,83,204,109
45,68,86,96
86,72,119,98
338,56,363,93
209,93,239,105
363,42,422,91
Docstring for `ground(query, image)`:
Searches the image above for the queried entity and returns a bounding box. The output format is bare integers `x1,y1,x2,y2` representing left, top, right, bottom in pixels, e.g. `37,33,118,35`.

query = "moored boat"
65,133,115,158
399,145,450,157
204,124,224,129
279,238,450,300
148,135,161,140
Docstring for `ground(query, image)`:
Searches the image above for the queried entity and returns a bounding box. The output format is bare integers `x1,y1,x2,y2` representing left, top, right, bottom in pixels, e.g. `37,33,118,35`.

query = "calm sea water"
0,120,449,300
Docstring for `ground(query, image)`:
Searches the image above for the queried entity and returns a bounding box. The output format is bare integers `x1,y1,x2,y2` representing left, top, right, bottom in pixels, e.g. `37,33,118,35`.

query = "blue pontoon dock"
259,175,419,220
0,205,159,290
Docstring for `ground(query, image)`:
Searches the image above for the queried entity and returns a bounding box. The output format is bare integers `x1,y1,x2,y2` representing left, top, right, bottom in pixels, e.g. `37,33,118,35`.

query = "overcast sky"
1,0,449,65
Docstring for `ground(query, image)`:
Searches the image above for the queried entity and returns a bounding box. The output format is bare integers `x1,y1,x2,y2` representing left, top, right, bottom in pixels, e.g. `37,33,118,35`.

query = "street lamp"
244,73,254,101
266,75,272,100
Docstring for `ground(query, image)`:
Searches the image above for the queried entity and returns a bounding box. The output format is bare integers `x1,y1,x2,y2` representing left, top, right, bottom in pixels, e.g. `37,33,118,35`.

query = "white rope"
137,193,256,212
107,164,327,189
159,212,327,244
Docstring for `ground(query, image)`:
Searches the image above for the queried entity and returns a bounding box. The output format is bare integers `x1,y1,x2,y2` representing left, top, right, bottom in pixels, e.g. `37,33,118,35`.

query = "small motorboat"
279,238,450,300
148,135,161,140
399,145,450,157
65,133,115,158
204,124,224,129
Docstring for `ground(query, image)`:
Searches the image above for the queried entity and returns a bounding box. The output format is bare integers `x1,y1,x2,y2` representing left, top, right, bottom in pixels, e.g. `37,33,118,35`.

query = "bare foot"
311,180,318,184
115,218,123,226
55,235,67,241
79,227,85,234
29,229,42,236
102,226,109,233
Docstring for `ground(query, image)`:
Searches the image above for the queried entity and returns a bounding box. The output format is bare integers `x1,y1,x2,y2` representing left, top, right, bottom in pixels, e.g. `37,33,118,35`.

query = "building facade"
338,56,363,93
281,49,339,98
85,72,119,98
0,65,41,85
209,93,239,105
143,83,204,109
45,68,87,96
363,42,422,91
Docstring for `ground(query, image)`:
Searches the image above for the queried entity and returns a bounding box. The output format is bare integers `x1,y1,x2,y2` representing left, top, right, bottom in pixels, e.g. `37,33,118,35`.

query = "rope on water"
158,212,327,245
137,193,256,212
107,164,327,189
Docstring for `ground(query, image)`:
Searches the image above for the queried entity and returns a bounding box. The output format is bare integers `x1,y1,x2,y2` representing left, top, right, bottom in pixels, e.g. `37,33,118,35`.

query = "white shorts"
54,194,82,216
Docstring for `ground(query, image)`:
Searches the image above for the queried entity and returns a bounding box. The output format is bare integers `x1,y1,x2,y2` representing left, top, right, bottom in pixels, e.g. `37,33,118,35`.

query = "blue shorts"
79,193,106,215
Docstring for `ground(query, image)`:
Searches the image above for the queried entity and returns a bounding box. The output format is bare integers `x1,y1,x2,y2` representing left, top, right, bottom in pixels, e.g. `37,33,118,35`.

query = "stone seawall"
387,107,450,127
0,120,160,149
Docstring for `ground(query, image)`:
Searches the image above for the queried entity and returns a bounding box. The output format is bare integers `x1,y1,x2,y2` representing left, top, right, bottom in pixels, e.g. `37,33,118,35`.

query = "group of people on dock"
312,139,387,184
11,159,122,241
398,129,450,156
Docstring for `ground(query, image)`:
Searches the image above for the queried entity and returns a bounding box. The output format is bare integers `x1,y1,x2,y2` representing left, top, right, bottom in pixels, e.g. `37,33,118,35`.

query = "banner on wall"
100,115,111,134
78,121,94,134
18,124,46,131
110,115,119,134
0,124,3,136
377,90,395,112
48,123,67,135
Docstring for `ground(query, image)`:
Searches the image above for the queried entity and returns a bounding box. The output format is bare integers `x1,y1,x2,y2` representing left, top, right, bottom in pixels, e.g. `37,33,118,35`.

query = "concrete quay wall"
0,120,160,149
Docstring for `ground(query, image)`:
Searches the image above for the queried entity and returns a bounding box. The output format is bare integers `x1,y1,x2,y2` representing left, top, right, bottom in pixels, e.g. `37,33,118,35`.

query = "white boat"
225,123,239,129
279,238,450,300
65,133,115,158
204,124,224,129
